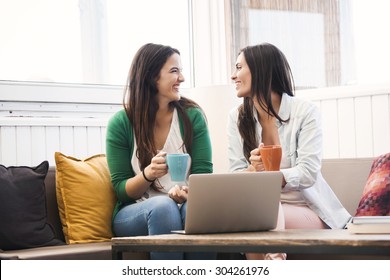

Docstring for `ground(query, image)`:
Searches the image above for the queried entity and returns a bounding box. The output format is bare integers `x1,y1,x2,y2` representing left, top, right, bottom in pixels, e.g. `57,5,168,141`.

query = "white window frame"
0,0,227,108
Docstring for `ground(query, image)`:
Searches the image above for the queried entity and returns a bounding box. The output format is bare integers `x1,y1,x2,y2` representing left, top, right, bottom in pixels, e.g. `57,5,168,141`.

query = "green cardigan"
106,108,213,220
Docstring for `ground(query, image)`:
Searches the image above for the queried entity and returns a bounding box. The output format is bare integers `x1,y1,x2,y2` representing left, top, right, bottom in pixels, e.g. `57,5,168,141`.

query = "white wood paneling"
59,126,75,156
73,126,88,159
16,126,31,165
101,126,107,153
337,98,356,158
372,94,390,156
320,100,339,158
0,124,108,167
45,126,61,166
31,126,47,166
354,96,374,157
0,127,17,165
0,80,116,166
87,126,104,156
298,84,390,159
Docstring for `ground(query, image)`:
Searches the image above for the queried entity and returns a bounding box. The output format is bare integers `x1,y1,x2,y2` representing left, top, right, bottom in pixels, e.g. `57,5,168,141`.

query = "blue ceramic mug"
166,153,190,182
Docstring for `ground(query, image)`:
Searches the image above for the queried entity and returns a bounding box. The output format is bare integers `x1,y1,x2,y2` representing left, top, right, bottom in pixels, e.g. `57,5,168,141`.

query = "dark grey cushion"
0,161,64,250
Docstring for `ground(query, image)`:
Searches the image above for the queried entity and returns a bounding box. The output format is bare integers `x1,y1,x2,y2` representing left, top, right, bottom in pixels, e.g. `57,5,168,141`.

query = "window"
226,0,390,89
0,0,192,87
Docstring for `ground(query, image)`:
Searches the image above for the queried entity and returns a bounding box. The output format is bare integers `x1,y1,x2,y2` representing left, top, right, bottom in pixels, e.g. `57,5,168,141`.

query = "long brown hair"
237,43,295,161
123,43,200,185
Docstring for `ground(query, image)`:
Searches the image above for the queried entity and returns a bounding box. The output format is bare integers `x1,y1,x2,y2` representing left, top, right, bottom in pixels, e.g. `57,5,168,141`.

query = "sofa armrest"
0,249,20,260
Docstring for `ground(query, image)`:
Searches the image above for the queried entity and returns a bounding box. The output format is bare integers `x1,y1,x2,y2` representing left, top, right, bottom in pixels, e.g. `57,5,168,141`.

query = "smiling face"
231,52,252,98
156,53,185,104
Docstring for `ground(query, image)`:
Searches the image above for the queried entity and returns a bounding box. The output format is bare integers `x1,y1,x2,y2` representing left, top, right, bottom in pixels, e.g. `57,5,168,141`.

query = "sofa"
0,157,377,260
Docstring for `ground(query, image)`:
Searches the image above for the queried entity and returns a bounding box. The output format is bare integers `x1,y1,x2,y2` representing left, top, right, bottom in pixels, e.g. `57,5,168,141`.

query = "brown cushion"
1,242,112,260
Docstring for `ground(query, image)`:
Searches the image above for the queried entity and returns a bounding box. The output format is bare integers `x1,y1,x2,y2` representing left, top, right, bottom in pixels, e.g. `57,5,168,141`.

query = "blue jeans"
113,196,215,260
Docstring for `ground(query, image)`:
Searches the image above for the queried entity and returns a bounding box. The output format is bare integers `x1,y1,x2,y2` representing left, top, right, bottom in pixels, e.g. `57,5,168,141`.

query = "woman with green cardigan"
106,43,213,260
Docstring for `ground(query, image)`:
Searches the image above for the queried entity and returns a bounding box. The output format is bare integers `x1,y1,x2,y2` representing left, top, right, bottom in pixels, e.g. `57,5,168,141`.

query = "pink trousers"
246,202,329,260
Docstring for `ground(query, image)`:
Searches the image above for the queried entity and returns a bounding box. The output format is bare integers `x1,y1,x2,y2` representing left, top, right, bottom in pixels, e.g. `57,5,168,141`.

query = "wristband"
142,169,155,183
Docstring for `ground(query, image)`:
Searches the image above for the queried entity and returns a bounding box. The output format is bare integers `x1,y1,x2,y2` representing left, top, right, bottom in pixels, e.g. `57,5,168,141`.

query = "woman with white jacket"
227,43,351,260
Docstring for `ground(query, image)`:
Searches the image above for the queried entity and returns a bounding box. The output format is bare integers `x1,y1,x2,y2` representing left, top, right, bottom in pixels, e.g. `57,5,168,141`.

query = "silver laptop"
175,171,283,234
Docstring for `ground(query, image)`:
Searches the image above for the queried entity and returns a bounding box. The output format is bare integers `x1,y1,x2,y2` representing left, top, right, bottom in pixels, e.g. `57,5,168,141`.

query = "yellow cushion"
55,152,116,244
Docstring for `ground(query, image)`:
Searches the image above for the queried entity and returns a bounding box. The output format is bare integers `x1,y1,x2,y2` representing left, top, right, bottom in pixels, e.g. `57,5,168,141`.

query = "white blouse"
131,108,191,201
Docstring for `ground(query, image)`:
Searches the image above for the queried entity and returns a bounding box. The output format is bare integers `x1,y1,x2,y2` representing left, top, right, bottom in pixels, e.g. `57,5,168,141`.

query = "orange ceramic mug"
259,145,282,171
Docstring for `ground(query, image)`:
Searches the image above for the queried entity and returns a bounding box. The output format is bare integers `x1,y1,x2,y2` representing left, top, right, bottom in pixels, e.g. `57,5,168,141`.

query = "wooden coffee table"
111,229,390,260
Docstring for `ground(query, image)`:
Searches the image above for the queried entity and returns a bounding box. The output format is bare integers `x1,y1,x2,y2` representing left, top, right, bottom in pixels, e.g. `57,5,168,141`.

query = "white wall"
0,81,122,167
187,84,390,171
1,82,389,170
0,83,242,172
184,85,241,173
